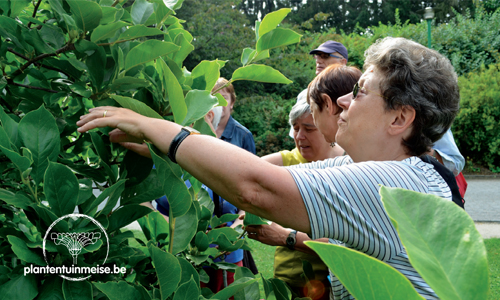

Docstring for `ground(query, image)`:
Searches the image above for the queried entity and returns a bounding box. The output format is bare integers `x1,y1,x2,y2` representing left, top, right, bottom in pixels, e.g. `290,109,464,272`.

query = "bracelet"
167,127,199,163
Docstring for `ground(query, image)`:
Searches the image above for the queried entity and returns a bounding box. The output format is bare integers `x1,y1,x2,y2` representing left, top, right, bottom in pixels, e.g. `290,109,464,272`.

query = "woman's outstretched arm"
77,107,311,233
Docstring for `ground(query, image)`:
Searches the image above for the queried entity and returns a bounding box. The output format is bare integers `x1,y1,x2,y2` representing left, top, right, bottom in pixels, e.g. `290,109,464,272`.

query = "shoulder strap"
420,155,465,209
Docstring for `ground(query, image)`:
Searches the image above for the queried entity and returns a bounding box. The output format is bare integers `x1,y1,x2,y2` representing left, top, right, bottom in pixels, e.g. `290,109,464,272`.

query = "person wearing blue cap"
309,40,348,75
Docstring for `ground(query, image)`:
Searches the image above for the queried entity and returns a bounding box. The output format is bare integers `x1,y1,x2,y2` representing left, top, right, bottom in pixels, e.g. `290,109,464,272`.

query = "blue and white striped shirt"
287,156,451,300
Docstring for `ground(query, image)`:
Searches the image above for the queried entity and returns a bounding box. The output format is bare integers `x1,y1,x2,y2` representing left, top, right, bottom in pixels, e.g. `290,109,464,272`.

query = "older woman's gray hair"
288,90,311,138
364,37,460,156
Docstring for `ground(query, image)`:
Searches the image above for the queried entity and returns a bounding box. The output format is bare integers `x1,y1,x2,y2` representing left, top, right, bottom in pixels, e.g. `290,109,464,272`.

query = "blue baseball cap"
309,40,348,62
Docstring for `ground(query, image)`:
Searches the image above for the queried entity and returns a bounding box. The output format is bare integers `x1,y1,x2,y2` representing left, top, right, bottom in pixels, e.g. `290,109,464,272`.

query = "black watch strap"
286,230,297,250
168,128,192,163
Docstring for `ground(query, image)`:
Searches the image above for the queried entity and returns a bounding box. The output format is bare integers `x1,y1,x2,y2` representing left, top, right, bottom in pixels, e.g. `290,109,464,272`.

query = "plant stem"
168,209,175,254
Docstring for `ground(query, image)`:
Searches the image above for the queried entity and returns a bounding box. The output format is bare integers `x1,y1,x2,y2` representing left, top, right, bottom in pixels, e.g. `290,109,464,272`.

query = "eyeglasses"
312,53,343,60
352,82,385,99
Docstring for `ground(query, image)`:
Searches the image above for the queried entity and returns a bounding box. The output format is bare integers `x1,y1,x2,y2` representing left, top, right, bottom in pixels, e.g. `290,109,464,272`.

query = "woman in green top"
246,65,362,300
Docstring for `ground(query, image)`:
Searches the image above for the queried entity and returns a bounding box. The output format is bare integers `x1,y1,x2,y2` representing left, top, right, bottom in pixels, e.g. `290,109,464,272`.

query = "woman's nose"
337,94,352,110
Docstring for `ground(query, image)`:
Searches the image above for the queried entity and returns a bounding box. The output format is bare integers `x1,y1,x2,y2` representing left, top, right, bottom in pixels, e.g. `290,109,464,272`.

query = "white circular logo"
42,214,109,281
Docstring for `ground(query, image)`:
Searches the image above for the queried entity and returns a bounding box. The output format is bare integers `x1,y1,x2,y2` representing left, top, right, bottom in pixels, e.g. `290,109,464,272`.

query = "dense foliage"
0,1,303,299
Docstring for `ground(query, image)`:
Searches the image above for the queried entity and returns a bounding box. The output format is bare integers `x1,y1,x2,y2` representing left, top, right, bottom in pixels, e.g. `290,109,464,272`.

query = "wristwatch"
286,230,297,250
167,126,200,163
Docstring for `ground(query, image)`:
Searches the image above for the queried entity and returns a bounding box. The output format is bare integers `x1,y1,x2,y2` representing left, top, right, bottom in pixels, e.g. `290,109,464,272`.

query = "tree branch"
10,43,76,78
8,81,59,93
27,0,43,29
7,48,73,79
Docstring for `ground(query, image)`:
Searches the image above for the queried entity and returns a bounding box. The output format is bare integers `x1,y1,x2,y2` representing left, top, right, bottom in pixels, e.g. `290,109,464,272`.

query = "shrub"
453,63,500,170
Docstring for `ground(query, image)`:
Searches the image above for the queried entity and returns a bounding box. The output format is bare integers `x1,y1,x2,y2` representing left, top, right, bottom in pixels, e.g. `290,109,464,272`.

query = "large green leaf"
98,180,128,217
121,170,165,205
0,189,32,210
0,106,20,148
109,77,151,92
124,40,179,71
0,127,31,172
258,8,291,38
18,105,60,185
173,277,198,300
306,241,424,300
81,180,126,217
131,0,155,25
380,186,489,300
176,256,200,291
123,149,153,186
156,58,187,123
0,274,38,300
137,211,170,242
62,280,92,300
107,204,152,233
161,0,185,10
118,25,165,41
0,16,24,49
111,95,163,119
90,21,128,42
243,213,270,226
191,61,221,91
234,267,260,300
172,202,198,254
8,235,46,266
10,0,31,18
180,90,218,126
210,277,259,300
67,0,102,32
148,145,191,218
211,214,239,229
231,65,292,84
36,276,64,300
256,28,301,52
240,48,255,66
150,246,182,300
44,162,79,217
172,32,194,67
93,281,142,300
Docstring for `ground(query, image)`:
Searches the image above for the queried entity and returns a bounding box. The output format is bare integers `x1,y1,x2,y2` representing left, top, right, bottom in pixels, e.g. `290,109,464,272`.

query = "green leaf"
231,65,292,84
0,128,31,172
131,0,155,25
36,276,64,300
306,241,424,300
180,90,218,126
98,180,128,217
44,162,79,217
121,170,165,205
18,105,60,185
148,145,191,218
156,58,187,123
234,267,259,300
93,281,142,300
172,202,198,254
7,235,46,266
123,149,153,186
0,16,24,49
210,214,239,229
111,95,163,119
0,189,32,210
118,25,165,41
191,61,221,91
124,40,179,71
172,32,194,67
380,186,489,300
173,277,198,300
89,131,110,165
258,8,291,38
207,227,240,243
82,180,126,217
150,246,182,300
108,204,152,233
109,77,151,92
243,213,270,226
10,0,31,18
0,274,38,300
194,231,209,252
0,106,20,148
240,48,255,66
62,280,93,300
256,28,301,52
210,277,259,300
137,211,169,242
161,0,185,10
176,257,200,291
90,21,128,42
67,0,102,32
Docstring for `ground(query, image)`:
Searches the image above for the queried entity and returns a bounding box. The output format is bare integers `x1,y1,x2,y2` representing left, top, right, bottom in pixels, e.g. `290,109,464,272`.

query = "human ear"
321,93,336,115
389,105,415,136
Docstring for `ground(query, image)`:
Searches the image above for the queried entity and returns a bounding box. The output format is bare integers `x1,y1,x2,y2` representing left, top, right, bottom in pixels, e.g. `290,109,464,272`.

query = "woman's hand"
77,106,148,144
244,222,289,247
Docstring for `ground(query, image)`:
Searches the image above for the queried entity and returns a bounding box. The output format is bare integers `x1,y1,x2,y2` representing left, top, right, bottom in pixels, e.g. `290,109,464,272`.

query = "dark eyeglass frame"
312,53,343,60
352,82,385,99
